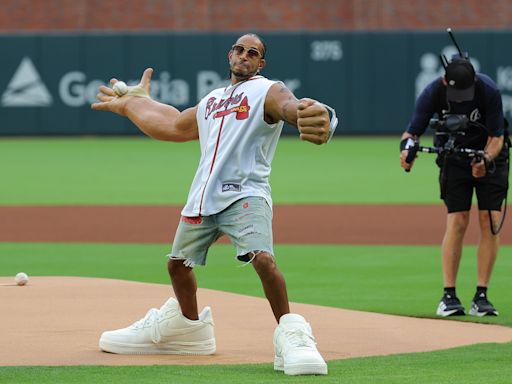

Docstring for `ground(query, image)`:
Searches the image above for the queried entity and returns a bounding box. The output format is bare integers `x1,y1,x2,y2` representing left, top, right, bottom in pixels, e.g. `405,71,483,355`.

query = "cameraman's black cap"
445,59,476,102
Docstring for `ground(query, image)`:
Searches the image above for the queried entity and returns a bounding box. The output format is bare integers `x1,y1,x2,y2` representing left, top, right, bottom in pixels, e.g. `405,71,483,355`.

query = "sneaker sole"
436,308,465,317
469,308,499,317
274,356,328,375
99,338,216,355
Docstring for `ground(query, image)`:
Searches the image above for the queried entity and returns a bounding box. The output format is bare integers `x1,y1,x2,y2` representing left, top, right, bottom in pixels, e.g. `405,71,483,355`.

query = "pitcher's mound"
1,276,511,366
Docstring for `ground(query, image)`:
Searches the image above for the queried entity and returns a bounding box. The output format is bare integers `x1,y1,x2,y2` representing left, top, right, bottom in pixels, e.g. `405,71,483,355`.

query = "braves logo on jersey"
205,93,250,120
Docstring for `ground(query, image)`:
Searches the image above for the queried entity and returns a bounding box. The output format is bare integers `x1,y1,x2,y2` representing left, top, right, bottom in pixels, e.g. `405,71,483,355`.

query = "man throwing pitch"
91,33,338,376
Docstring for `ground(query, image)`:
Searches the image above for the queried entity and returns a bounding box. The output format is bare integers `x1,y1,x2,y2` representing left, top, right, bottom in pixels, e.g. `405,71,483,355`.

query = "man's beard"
230,63,257,80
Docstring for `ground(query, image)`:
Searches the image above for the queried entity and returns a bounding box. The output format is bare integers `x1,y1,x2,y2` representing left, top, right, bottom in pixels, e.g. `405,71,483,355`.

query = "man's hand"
471,156,488,178
91,68,153,116
400,150,415,172
297,98,331,145
399,134,418,172
472,136,503,178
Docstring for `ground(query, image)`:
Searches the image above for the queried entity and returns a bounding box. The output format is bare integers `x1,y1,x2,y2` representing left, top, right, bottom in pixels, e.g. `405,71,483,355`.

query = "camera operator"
399,56,509,317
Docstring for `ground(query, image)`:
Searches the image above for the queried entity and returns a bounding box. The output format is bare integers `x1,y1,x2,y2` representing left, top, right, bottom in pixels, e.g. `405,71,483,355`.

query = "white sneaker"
273,314,328,375
99,298,215,355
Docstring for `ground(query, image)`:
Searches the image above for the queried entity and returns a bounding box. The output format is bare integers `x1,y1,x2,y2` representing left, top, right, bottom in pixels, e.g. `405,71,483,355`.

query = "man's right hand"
400,150,415,172
91,68,153,116
399,134,418,172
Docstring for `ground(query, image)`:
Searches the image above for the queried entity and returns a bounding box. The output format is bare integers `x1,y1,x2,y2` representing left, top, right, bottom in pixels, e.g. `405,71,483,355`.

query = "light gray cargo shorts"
168,197,273,267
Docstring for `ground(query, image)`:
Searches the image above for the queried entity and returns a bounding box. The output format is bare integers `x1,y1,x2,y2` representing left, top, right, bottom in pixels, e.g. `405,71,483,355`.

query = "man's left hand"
297,98,330,145
471,156,487,178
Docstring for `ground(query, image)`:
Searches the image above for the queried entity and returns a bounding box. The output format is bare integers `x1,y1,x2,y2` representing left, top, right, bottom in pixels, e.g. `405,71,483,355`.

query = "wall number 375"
310,41,343,61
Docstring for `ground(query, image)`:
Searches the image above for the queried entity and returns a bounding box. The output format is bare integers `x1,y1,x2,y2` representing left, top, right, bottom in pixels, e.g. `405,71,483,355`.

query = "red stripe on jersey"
198,79,254,215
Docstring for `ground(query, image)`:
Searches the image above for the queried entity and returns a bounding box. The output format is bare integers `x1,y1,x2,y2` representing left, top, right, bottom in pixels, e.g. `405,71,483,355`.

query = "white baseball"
15,272,29,286
113,81,128,96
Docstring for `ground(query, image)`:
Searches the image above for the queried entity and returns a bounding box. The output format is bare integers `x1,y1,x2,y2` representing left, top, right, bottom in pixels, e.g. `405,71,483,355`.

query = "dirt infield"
1,276,512,367
1,204,511,367
1,204,511,244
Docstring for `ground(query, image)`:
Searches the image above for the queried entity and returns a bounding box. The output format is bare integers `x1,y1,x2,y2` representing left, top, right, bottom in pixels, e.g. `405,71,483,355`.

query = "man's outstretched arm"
91,68,199,142
264,82,337,145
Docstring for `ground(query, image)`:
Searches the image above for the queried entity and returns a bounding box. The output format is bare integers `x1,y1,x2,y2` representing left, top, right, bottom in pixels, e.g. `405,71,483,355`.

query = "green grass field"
0,136,440,204
1,137,511,384
1,242,511,325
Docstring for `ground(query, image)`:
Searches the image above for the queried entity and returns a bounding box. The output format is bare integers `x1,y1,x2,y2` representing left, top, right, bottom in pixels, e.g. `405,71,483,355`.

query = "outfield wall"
1,31,512,136
2,0,511,32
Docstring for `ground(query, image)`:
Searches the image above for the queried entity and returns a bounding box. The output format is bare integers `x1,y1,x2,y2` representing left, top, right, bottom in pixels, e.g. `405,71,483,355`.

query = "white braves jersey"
181,76,284,216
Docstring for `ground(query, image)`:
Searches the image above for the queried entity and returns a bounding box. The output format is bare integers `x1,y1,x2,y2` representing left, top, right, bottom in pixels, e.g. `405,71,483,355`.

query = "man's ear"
258,58,266,72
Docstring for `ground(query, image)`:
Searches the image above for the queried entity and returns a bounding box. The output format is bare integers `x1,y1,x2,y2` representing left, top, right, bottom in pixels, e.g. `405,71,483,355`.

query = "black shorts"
439,160,509,213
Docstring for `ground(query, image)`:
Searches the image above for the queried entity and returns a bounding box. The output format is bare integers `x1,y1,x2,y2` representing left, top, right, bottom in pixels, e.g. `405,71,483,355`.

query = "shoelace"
284,328,316,349
474,296,493,308
130,308,162,343
443,295,461,306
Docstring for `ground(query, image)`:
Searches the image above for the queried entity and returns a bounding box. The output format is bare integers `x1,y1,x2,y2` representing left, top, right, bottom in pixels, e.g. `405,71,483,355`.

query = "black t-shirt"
406,73,507,165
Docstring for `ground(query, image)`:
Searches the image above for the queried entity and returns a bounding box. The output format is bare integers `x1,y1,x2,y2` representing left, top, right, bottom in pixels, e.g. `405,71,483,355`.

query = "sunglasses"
231,44,263,59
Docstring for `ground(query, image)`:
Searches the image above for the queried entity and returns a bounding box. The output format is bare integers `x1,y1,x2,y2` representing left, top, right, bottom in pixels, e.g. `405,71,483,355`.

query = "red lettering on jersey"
205,93,250,120
235,96,249,120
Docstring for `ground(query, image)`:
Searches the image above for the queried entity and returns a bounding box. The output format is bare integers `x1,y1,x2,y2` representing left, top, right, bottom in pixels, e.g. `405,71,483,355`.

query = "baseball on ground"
113,81,128,96
15,272,29,286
